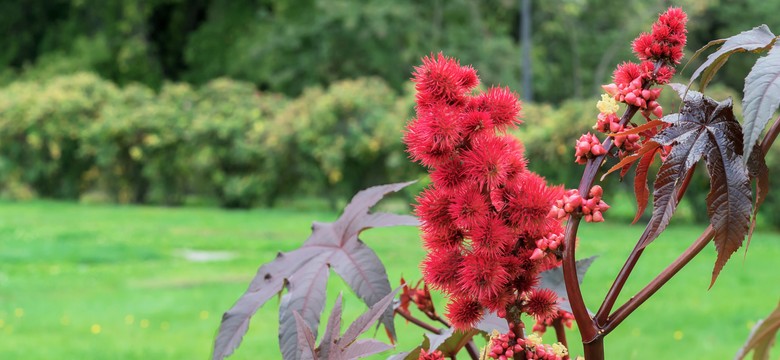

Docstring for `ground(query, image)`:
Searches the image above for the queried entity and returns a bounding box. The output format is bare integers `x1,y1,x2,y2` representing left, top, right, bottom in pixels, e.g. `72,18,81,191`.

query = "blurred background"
1,0,779,220
0,0,779,359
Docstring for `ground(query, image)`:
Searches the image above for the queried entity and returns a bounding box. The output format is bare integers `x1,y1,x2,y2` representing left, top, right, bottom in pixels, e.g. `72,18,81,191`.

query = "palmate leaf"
688,25,777,92
212,182,418,360
632,148,659,224
290,290,398,360
735,300,780,360
639,88,753,286
743,42,780,160
746,144,770,252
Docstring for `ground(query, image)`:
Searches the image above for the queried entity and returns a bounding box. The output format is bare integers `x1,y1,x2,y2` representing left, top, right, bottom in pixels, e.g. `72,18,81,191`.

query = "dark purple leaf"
318,294,344,359
339,340,393,359
330,240,395,338
639,130,707,248
746,144,770,252
688,25,777,92
213,182,417,360
424,328,478,357
735,301,780,360
538,256,596,314
386,348,423,360
705,121,751,287
339,289,399,347
743,43,780,160
425,328,454,352
280,262,331,360
213,251,314,360
474,311,509,334
639,92,754,286
293,311,318,360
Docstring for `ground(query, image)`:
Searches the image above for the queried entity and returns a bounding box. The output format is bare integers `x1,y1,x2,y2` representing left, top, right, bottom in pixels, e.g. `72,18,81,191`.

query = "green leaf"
742,43,780,161
735,300,780,360
688,25,777,92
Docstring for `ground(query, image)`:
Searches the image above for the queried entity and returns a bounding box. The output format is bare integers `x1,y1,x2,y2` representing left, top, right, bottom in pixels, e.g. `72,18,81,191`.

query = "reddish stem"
603,225,713,333
601,113,780,334
395,309,441,334
594,166,696,326
563,100,642,344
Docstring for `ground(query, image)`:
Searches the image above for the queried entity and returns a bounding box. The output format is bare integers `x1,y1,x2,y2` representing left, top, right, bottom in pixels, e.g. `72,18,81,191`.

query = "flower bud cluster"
593,110,642,153
487,331,568,360
529,232,563,261
603,78,664,118
532,310,575,333
418,349,445,360
487,329,523,360
550,186,610,223
574,133,606,164
598,7,687,128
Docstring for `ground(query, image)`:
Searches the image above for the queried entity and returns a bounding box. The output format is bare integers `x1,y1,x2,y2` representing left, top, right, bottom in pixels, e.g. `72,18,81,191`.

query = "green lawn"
0,200,779,359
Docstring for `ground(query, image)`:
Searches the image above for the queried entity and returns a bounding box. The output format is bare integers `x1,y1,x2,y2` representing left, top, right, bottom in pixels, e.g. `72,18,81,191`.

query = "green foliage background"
1,0,779,224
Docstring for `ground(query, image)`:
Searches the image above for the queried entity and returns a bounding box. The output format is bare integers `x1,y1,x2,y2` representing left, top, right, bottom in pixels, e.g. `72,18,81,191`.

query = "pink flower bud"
625,92,636,104
592,211,604,222
653,105,663,118
563,203,575,213
602,83,619,96
592,144,606,155
610,123,622,134
530,248,545,260
590,185,603,197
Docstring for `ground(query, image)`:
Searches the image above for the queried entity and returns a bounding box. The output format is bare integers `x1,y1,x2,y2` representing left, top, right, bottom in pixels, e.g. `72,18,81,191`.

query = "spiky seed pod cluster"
404,53,564,329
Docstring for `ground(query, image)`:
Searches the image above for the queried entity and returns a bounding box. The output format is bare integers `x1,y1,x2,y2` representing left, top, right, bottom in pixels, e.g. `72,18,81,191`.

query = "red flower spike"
421,249,463,291
414,186,453,233
526,288,559,320
458,255,511,300
461,110,494,137
430,159,467,191
421,224,464,251
413,53,479,107
462,135,514,190
406,54,568,331
448,186,490,230
474,86,523,130
446,296,484,330
631,7,688,64
471,214,515,257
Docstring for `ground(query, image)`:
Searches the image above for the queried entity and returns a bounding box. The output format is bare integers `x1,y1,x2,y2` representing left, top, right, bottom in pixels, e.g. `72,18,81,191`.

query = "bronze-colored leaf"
735,300,780,360
687,25,777,92
633,148,659,224
639,91,753,279
742,43,780,160
213,182,418,360
745,144,769,255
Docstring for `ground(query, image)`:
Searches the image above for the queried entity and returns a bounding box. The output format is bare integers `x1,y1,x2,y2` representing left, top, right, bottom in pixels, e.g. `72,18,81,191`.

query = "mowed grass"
0,200,779,359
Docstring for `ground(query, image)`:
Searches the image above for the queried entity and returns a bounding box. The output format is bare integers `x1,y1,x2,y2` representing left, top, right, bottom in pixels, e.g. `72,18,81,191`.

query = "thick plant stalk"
564,101,780,359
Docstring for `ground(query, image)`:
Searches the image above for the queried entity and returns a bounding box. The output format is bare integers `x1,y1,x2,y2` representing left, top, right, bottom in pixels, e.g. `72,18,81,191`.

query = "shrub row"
2,73,778,226
0,73,418,208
